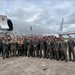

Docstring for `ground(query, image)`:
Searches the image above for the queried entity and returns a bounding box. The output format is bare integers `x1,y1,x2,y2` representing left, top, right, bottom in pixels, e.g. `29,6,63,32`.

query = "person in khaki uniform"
17,38,23,56
9,37,17,57
60,37,68,62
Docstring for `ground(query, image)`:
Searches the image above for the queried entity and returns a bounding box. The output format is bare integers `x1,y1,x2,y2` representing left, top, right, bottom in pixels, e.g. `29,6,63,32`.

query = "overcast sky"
0,0,75,32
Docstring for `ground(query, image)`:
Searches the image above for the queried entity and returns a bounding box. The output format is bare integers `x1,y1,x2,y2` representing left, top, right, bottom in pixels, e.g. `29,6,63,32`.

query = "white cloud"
26,13,40,22
63,24,75,32
0,0,6,6
0,0,75,32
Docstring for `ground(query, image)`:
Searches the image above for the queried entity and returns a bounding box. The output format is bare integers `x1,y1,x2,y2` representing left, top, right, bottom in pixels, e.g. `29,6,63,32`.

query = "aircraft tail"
59,18,64,33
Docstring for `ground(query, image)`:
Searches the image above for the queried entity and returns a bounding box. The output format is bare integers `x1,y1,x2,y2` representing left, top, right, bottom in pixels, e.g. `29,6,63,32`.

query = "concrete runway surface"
0,57,75,75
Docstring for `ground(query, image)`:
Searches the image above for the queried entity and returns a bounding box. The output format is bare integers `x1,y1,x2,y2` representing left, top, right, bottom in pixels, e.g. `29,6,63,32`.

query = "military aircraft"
0,15,75,38
0,15,59,37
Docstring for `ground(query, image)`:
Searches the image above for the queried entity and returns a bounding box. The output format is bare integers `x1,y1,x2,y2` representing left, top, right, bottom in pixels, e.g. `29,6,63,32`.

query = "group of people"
0,34,75,62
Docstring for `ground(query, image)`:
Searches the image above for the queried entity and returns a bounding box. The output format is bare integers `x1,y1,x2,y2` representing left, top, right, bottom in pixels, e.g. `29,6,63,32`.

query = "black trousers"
23,46,27,56
0,47,3,56
56,50,59,60
44,45,47,58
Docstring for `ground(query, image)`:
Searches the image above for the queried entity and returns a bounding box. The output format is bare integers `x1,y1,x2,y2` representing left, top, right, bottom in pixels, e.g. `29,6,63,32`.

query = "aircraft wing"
0,15,9,29
61,31,75,35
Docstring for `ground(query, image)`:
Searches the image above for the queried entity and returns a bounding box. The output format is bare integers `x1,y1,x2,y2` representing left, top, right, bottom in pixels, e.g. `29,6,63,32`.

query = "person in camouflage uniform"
53,37,59,60
28,37,33,57
46,37,52,58
50,36,54,59
9,37,17,57
2,37,9,59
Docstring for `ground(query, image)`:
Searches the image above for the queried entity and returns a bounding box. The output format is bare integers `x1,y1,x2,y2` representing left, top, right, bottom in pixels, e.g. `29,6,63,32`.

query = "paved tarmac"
0,56,75,75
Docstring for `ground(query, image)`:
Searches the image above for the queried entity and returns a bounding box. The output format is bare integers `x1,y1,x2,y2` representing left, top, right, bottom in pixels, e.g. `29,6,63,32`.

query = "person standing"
37,36,41,57
46,37,52,58
22,37,28,56
43,37,47,58
2,37,9,59
53,38,59,60
0,37,3,56
40,37,45,58
60,37,68,62
17,38,23,56
68,36,75,61
9,37,17,57
32,36,38,57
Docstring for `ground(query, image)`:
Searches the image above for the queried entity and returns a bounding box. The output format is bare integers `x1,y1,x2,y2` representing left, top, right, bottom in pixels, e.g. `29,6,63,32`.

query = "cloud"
26,13,40,22
0,0,75,33
0,0,7,14
65,10,75,24
0,0,6,6
63,24,75,31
